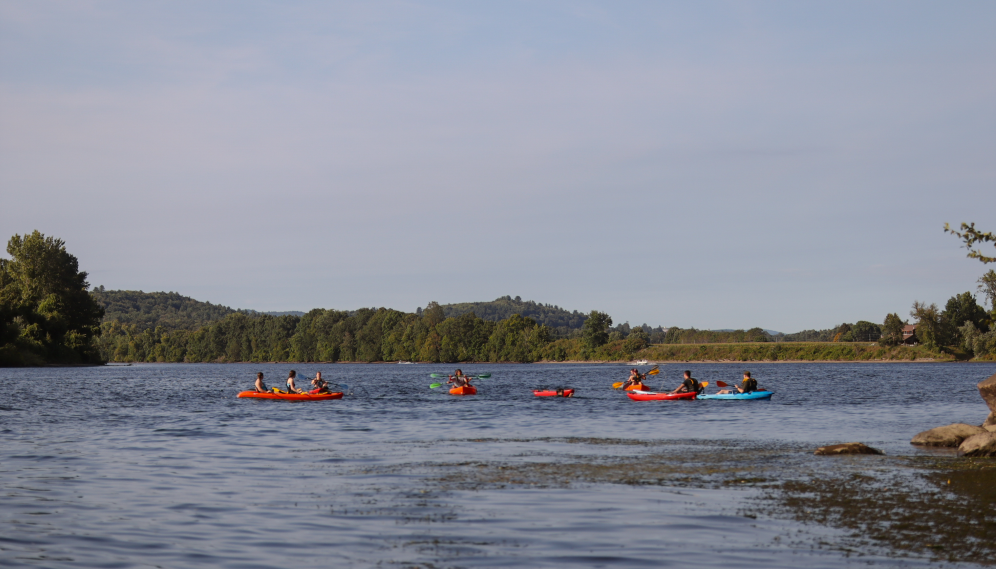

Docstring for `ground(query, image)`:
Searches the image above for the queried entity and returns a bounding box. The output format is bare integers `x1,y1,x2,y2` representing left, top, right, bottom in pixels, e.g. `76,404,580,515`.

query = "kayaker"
448,369,471,387
254,372,268,393
622,368,645,390
309,371,328,394
286,370,304,394
555,387,573,398
717,371,758,394
672,370,702,394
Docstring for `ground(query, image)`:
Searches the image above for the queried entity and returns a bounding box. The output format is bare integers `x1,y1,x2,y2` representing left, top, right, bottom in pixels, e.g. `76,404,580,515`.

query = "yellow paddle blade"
612,382,624,389
647,368,660,375
701,382,709,388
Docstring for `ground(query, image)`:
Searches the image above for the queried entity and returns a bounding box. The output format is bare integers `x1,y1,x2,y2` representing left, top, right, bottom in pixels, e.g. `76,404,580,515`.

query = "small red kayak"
626,391,698,401
237,391,343,401
533,389,575,397
449,385,477,395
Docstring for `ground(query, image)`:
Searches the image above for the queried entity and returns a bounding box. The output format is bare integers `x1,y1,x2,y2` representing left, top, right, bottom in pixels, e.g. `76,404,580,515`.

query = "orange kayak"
533,389,574,397
237,391,343,401
449,385,477,395
625,383,648,391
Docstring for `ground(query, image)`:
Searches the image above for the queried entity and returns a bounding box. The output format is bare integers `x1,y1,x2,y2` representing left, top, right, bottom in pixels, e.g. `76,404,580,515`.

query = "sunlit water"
1,362,993,568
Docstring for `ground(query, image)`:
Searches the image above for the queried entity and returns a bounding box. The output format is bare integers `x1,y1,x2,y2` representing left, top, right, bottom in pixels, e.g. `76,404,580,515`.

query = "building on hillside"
902,324,918,345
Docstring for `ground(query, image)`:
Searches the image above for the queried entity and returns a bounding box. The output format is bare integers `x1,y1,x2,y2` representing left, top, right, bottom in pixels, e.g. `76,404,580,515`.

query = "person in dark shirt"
672,370,702,394
717,371,758,394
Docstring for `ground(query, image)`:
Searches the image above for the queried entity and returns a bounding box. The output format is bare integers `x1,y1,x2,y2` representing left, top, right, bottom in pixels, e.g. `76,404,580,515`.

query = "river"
1,362,993,568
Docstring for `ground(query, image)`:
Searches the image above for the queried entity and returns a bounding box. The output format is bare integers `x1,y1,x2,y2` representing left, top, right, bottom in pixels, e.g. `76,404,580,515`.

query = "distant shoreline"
90,358,987,366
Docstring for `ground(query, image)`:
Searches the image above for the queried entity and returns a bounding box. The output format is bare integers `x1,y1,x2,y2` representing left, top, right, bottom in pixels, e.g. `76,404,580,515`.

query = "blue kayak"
697,391,773,400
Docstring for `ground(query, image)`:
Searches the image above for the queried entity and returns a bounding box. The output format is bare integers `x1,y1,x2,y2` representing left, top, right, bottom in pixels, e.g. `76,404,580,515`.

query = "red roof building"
902,324,918,345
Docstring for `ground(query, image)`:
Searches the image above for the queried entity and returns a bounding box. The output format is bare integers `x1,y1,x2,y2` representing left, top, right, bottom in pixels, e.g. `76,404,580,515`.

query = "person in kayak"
285,370,304,394
672,370,702,394
448,369,471,387
622,368,645,390
309,371,328,394
717,371,758,394
254,372,268,393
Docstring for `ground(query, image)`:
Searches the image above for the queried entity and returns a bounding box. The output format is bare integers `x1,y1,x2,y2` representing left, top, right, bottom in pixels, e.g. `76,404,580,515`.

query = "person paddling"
672,370,702,394
309,371,328,394
717,371,757,394
448,369,471,388
622,368,646,390
285,370,304,394
254,372,268,393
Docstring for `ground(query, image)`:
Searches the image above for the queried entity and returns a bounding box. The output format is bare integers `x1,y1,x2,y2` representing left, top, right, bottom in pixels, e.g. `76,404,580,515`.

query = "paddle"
431,372,491,379
716,381,728,388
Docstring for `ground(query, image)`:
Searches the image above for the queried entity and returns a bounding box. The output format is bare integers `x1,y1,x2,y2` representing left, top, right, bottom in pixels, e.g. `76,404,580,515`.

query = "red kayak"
237,391,343,401
533,389,575,397
626,391,698,401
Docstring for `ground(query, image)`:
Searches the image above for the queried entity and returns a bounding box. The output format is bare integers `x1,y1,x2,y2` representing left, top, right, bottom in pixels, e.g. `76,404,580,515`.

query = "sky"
1,1,994,332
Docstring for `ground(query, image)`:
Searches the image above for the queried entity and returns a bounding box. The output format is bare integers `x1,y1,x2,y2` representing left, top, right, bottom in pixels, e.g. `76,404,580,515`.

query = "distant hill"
264,311,306,317
441,296,587,335
92,288,240,331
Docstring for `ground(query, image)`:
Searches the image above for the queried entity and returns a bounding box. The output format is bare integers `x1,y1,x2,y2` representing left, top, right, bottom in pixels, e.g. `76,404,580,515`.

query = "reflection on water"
0,362,993,568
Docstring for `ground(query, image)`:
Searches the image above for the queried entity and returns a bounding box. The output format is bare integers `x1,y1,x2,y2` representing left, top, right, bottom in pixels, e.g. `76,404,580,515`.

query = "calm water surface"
1,362,994,568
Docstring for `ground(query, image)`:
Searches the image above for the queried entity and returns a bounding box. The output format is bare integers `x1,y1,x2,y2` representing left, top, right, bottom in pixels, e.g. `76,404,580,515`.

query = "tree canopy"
0,231,105,365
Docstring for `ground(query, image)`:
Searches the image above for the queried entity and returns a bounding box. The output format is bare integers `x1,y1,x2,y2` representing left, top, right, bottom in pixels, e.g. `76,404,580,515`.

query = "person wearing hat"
717,371,757,394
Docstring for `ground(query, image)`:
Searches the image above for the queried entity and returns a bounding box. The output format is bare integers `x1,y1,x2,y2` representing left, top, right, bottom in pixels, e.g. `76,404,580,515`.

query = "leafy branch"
944,222,996,263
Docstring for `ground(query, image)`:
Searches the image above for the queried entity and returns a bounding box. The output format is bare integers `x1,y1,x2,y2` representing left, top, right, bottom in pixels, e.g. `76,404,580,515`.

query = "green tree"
850,321,882,343
0,231,105,365
942,292,988,336
978,270,996,311
879,313,905,346
911,301,947,349
581,310,612,352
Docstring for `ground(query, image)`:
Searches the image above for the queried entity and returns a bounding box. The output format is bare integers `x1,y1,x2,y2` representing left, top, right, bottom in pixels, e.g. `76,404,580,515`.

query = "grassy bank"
635,342,953,362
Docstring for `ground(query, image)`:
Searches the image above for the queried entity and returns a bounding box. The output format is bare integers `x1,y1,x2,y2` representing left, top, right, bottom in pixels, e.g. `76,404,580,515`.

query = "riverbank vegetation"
4,225,995,365
0,231,104,366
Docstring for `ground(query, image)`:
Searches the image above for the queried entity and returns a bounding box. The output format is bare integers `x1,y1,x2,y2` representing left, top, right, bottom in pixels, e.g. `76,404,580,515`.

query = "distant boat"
634,359,649,365
398,361,415,365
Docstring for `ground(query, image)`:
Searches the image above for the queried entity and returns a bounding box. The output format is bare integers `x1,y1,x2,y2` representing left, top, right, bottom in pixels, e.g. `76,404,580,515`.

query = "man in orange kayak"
309,371,329,394
671,370,702,394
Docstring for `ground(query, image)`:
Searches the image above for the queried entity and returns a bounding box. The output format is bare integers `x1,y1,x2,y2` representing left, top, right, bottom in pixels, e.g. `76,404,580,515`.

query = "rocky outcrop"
814,442,884,456
985,424,996,433
911,423,986,447
980,373,996,427
958,432,996,457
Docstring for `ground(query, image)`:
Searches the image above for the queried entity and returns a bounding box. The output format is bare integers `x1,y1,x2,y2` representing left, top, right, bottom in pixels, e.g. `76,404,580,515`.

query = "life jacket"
742,378,758,393
686,377,702,393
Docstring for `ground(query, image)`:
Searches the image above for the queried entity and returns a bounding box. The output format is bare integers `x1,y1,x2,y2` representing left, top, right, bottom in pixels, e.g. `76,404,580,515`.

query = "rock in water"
980,373,996,427
814,442,884,456
959,432,996,457
911,423,987,447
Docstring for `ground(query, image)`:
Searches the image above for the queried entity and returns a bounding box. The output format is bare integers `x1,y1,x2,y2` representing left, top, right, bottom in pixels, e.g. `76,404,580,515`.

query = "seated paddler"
671,370,702,394
717,371,757,394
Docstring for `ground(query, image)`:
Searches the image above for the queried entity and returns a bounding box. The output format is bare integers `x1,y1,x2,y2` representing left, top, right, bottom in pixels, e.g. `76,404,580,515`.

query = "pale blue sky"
1,1,994,331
